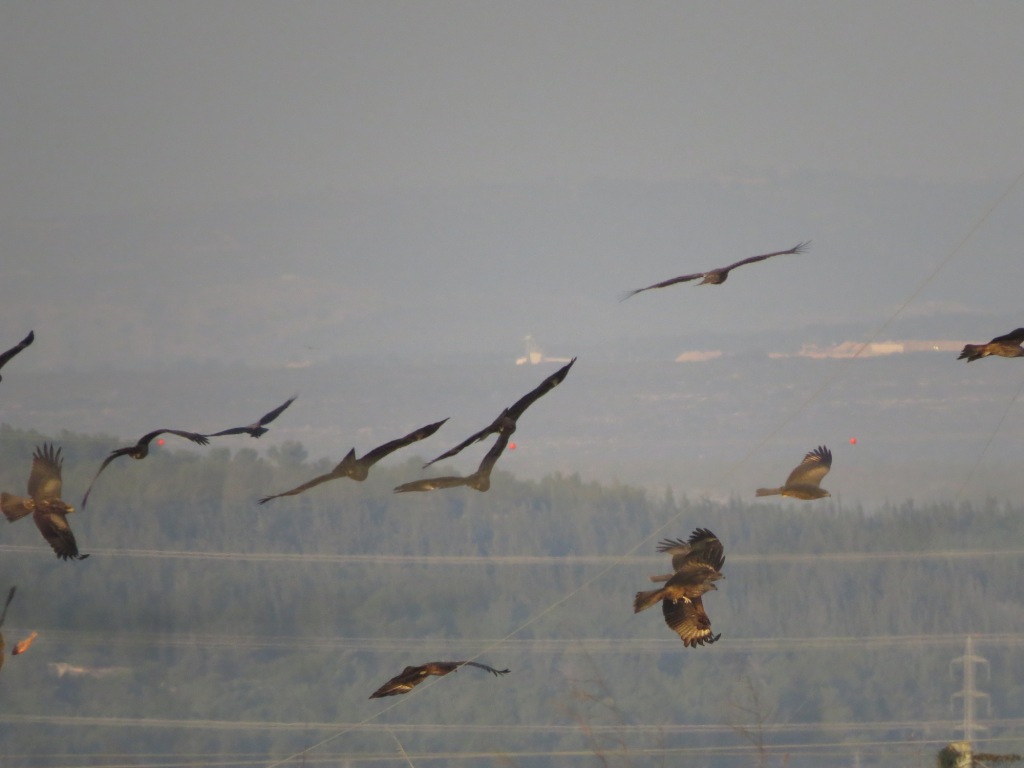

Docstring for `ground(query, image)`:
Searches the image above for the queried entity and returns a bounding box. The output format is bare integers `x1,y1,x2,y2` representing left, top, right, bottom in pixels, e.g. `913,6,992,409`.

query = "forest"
0,423,1022,767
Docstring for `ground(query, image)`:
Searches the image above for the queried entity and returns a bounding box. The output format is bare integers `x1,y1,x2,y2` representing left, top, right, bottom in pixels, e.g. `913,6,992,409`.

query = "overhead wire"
266,167,1024,766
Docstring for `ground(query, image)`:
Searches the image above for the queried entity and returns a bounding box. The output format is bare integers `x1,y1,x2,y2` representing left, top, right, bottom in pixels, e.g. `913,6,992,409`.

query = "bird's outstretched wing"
620,272,706,300
719,241,810,272
459,661,511,676
0,331,34,374
138,429,210,447
208,396,297,437
424,359,575,467
81,452,125,509
13,631,37,655
504,358,576,420
662,594,720,648
784,445,832,488
989,327,1024,346
393,475,471,493
397,430,512,493
360,418,449,467
28,444,64,502
369,665,436,698
34,509,88,561
650,528,724,581
258,469,340,504
0,586,14,629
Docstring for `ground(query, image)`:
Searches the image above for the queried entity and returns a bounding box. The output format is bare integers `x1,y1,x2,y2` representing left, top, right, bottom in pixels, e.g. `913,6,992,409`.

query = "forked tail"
633,588,665,613
1,492,33,522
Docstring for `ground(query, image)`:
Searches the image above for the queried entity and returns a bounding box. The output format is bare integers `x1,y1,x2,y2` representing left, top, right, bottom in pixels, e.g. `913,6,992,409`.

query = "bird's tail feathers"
1,493,33,522
755,487,782,497
633,588,665,613
957,345,985,362
648,572,674,583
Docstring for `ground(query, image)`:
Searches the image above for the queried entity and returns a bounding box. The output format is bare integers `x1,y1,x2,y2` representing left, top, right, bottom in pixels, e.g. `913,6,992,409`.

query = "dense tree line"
0,424,1022,766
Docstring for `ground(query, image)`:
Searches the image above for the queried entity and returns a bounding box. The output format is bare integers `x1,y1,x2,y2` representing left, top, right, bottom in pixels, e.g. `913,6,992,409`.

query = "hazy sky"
3,1,1023,219
1,2,1024,492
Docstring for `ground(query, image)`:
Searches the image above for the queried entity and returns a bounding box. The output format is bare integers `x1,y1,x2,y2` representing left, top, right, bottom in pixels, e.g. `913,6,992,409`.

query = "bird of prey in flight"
81,429,210,509
394,428,513,494
2,445,89,560
957,328,1024,362
369,660,510,698
423,357,575,468
0,587,14,672
206,395,297,438
259,418,448,503
621,242,811,299
0,330,34,382
634,528,725,648
756,445,832,500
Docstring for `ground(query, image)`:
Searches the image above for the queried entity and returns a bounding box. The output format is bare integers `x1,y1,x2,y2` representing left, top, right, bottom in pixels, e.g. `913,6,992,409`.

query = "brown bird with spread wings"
394,428,513,494
621,242,811,299
0,587,15,672
634,528,725,647
756,445,832,500
2,445,88,560
957,328,1024,362
259,418,448,503
0,331,33,382
369,660,510,698
423,358,575,468
206,395,297,438
81,429,210,509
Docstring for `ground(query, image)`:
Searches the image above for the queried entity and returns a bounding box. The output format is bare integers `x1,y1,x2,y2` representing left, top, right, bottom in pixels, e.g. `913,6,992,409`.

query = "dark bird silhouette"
756,445,832,500
259,418,448,503
81,429,210,509
0,586,15,671
0,330,34,382
621,242,811,299
369,660,510,698
634,529,725,648
957,328,1024,362
206,395,297,438
394,428,513,494
2,445,88,560
423,357,575,468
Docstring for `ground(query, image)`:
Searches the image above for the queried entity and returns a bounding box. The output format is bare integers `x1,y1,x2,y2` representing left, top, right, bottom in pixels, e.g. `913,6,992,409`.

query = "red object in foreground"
849,437,857,445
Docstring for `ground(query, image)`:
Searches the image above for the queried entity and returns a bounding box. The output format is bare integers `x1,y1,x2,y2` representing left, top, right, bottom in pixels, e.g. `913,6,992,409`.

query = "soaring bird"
394,428,513,494
634,529,725,648
423,358,575,468
0,586,14,671
621,242,811,299
81,429,210,509
206,395,297,438
756,445,832,500
2,445,88,560
957,328,1024,362
0,330,34,382
259,418,448,503
369,660,510,699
